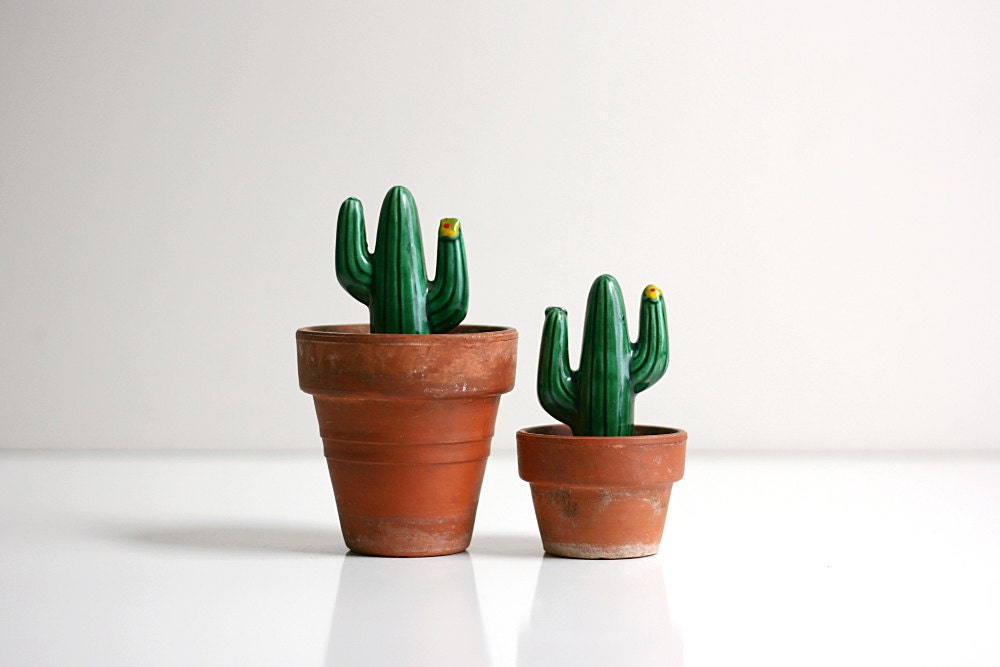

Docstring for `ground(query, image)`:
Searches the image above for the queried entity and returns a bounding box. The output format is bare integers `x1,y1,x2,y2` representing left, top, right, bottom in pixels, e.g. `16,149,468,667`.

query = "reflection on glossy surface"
327,552,489,667
519,555,682,666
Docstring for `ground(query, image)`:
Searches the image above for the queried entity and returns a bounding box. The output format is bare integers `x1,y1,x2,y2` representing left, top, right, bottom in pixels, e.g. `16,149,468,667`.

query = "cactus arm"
631,285,669,393
370,186,430,333
427,219,469,333
334,197,374,305
538,306,579,429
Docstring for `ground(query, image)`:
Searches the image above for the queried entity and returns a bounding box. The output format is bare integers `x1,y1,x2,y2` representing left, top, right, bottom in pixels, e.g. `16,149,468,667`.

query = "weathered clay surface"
298,325,517,557
517,424,686,559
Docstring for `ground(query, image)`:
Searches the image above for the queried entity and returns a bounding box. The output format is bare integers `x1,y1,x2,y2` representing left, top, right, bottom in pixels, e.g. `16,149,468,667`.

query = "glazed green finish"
538,274,669,436
335,185,468,334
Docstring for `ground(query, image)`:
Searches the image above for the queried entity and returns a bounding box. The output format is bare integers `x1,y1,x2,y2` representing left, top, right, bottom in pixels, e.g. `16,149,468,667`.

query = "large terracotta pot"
517,424,687,559
297,324,517,557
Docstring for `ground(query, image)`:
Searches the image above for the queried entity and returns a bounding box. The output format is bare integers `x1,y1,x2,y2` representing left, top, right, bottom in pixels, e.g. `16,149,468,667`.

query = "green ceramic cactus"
335,185,468,334
538,274,669,436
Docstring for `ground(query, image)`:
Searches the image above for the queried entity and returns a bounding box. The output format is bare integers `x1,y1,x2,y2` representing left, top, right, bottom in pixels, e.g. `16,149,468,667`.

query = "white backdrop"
2,1,998,451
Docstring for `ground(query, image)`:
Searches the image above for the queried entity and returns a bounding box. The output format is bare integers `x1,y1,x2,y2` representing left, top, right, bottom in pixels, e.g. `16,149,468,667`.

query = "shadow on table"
326,551,489,666
520,554,683,665
120,524,539,558
120,522,344,556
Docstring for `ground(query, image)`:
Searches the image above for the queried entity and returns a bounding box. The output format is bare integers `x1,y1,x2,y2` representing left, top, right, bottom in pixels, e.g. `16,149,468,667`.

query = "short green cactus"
538,274,669,436
335,185,468,334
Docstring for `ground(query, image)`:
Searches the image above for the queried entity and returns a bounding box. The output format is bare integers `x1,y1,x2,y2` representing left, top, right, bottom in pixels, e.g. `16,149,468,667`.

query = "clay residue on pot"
541,540,659,560
342,518,473,558
549,488,579,518
646,494,665,515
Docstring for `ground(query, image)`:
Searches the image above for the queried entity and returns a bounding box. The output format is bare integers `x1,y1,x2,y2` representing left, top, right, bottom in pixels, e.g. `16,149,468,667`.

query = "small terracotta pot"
517,424,687,559
297,325,517,557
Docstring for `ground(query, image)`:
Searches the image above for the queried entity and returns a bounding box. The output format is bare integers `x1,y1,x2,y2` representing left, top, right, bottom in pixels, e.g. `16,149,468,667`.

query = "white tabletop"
1,449,998,666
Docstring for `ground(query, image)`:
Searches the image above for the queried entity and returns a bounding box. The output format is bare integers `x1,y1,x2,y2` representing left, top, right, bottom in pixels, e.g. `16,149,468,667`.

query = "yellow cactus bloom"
439,218,460,238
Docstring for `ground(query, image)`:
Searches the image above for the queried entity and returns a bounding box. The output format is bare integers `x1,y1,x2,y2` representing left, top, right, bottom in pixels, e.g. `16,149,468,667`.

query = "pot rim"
297,324,518,397
517,424,687,486
517,424,687,443
297,324,517,345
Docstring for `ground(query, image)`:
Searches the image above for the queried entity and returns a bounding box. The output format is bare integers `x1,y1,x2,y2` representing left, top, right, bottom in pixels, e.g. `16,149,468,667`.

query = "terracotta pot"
517,424,687,559
297,324,517,557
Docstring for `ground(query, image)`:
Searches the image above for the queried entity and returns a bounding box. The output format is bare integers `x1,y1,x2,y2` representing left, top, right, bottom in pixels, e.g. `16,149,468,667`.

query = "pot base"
539,541,659,560
340,517,475,558
527,483,673,559
326,455,488,558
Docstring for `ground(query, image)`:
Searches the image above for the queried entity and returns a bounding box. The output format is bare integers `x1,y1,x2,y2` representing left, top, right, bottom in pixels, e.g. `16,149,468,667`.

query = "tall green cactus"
538,274,669,436
335,185,468,334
